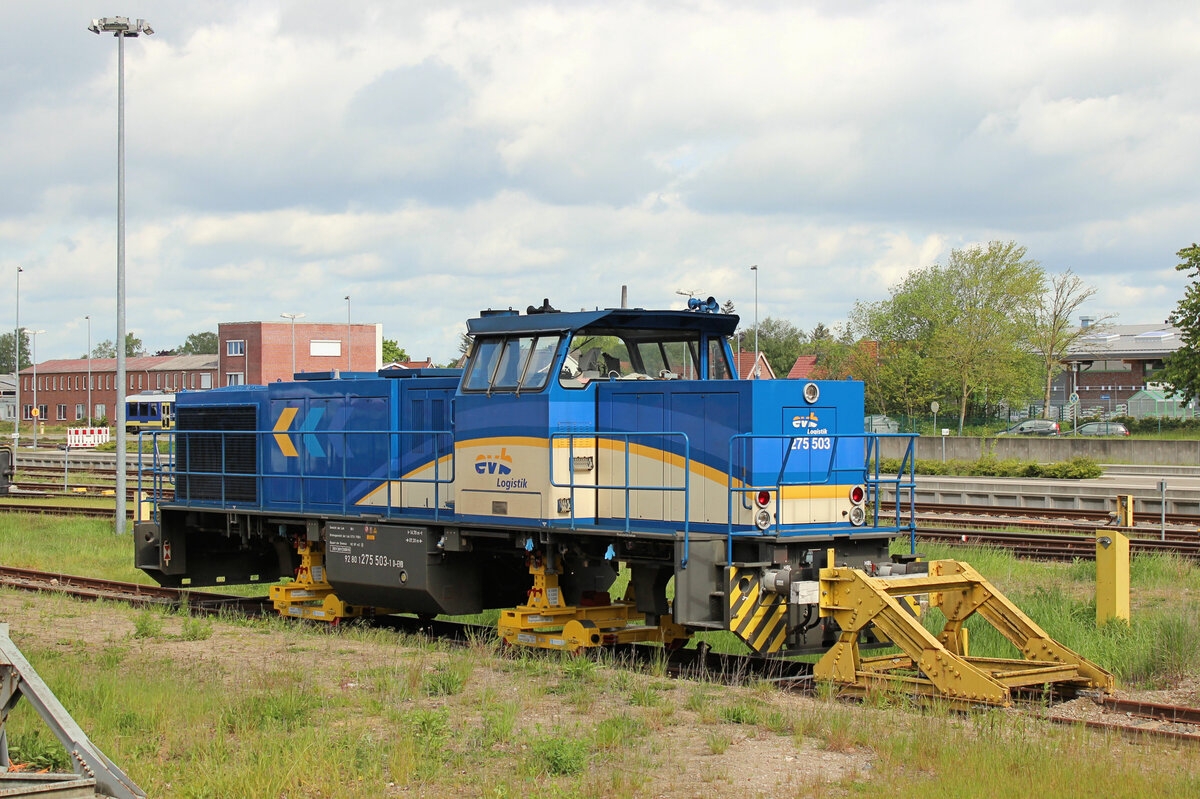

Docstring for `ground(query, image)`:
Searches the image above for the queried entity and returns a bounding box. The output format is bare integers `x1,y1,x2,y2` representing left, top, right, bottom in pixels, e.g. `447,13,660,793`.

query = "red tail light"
756,490,771,507
849,485,865,504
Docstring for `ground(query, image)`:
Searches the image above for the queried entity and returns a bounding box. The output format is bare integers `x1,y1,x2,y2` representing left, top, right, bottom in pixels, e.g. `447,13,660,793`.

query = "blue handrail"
142,428,454,522
548,431,690,538
720,432,919,565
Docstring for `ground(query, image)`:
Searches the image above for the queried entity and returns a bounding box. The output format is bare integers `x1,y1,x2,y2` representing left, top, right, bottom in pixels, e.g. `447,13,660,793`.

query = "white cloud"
2,0,1198,363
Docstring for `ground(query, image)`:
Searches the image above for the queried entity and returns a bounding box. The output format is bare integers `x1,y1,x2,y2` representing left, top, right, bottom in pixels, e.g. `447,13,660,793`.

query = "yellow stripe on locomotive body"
352,433,860,531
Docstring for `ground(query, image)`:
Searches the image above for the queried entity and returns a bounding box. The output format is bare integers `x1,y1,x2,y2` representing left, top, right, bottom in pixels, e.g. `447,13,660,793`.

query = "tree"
745,317,806,377
809,322,832,342
1160,244,1200,402
850,241,1044,432
382,338,409,363
92,333,145,358
177,331,218,355
720,299,737,316
0,330,31,373
1029,270,1113,417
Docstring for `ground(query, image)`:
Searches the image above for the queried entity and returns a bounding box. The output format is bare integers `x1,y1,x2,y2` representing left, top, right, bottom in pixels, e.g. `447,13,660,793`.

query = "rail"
548,431,690,536
139,428,455,522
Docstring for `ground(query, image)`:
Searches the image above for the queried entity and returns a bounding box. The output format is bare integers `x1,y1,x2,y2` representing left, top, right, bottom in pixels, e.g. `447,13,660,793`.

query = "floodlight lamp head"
138,20,153,35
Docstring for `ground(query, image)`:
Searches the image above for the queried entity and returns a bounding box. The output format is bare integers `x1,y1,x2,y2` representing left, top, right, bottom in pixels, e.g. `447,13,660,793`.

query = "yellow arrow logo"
273,407,299,457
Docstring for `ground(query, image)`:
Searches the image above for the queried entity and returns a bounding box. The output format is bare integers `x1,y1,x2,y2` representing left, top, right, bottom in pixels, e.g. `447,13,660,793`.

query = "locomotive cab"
453,306,868,539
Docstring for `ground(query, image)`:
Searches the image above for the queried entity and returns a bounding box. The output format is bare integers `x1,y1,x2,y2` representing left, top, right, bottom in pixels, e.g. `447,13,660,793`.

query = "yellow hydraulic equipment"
498,551,690,651
269,541,365,622
1096,531,1130,625
815,558,1114,707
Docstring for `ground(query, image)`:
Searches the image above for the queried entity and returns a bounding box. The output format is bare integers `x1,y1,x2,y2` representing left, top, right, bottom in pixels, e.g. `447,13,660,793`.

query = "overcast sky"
3,1,1197,364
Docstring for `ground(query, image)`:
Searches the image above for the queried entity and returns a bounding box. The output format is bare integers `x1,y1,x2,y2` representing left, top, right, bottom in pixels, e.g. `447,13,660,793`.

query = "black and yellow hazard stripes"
727,566,788,654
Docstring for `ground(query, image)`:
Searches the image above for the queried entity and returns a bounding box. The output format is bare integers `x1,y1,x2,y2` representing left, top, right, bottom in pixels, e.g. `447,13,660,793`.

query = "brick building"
16,320,383,427
17,354,217,424
1054,322,1181,414
217,321,382,386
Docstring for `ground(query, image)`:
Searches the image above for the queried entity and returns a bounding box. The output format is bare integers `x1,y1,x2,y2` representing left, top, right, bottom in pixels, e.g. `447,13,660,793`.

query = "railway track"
4,564,1197,743
889,501,1200,535
0,503,133,518
0,565,270,614
915,528,1200,561
1048,697,1200,744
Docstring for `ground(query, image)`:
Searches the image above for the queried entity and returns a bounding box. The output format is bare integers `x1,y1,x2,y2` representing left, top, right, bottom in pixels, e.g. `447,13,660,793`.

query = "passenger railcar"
124,392,175,435
134,302,918,655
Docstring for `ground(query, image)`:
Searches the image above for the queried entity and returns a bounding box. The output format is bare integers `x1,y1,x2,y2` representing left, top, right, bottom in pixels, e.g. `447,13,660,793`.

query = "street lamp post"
344,296,351,372
85,315,92,424
29,330,46,448
13,266,21,444
280,312,305,377
750,265,759,379
90,15,153,535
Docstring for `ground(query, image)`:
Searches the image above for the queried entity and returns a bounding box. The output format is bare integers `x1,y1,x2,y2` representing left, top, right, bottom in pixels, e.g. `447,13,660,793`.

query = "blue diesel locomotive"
135,301,919,656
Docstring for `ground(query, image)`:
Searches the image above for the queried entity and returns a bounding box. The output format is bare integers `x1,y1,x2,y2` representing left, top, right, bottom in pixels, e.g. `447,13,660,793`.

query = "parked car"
1074,422,1131,437
997,419,1060,436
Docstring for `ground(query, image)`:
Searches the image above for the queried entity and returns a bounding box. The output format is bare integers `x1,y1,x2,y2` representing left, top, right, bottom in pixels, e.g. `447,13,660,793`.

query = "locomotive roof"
467,308,739,337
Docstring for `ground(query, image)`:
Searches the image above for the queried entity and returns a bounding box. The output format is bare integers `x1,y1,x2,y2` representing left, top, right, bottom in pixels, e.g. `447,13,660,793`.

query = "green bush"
527,733,589,776
132,610,165,639
180,616,213,641
1109,414,1200,435
877,455,1101,480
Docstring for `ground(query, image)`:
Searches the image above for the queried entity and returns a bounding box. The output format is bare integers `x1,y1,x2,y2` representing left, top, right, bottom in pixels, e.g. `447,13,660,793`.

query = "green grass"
5,511,1200,796
0,496,121,509
3,579,1200,798
0,515,145,581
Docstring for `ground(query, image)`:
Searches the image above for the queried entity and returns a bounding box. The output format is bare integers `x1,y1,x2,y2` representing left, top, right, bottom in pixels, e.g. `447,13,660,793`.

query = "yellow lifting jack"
270,541,366,622
498,551,689,652
815,557,1114,707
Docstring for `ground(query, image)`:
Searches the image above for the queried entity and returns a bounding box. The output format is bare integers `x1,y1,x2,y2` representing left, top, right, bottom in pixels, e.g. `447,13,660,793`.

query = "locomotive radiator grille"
175,406,258,503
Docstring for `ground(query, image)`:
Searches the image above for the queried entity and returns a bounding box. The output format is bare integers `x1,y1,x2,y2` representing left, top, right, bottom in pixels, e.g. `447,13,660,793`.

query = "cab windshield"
558,327,732,388
462,335,562,393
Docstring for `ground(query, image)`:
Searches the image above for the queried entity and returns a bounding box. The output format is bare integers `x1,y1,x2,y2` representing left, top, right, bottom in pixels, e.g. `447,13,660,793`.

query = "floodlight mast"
89,15,153,535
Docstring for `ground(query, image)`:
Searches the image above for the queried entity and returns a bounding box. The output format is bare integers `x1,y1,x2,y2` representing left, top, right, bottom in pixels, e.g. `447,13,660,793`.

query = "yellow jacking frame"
815,559,1114,706
498,553,689,652
270,541,368,622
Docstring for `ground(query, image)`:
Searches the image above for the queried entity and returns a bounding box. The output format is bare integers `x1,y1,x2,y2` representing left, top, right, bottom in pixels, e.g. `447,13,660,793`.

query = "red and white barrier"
67,427,112,448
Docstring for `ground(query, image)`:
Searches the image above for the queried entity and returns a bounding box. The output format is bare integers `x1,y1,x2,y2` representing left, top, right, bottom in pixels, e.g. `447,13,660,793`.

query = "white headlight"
849,505,866,526
755,509,772,530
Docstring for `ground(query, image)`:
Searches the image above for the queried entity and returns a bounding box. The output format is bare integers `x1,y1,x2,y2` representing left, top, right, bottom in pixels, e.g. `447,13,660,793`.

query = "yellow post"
1096,531,1130,625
